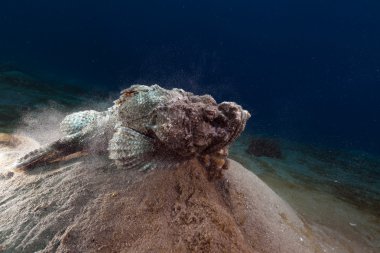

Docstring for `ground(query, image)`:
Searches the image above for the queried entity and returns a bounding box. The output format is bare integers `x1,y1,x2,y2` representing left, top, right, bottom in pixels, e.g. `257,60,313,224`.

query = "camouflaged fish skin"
12,84,251,173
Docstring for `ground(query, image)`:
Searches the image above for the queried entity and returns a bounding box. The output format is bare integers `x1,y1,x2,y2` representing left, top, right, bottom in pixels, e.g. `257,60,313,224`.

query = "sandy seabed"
231,135,380,253
0,134,379,253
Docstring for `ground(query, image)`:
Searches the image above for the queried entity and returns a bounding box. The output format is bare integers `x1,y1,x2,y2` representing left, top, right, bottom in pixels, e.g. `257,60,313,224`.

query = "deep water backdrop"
1,0,380,153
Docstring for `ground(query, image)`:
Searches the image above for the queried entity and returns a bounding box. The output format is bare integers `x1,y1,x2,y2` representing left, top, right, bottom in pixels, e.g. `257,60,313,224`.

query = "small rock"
246,138,282,159
6,172,14,178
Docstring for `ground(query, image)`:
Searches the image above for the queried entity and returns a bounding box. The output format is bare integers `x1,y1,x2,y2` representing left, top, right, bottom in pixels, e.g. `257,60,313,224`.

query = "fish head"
148,92,251,157
114,84,250,158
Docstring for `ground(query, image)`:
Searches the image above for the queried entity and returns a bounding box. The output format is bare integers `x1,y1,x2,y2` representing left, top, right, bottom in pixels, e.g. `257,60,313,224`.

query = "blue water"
1,0,380,153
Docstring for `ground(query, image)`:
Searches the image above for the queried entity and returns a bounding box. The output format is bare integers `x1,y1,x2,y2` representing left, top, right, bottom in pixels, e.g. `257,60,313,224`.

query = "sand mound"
0,135,319,253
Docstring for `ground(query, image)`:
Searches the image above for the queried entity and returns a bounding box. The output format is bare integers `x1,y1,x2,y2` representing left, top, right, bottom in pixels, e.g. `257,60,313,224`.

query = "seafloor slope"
1,134,319,253
231,135,380,252
0,68,105,134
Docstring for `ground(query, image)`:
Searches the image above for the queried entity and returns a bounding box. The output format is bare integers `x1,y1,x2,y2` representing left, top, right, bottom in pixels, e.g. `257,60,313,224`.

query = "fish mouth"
226,107,251,146
244,110,251,119
202,103,250,155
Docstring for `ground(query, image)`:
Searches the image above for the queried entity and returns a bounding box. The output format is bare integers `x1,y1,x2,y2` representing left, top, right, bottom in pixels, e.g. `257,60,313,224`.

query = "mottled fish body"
12,84,250,177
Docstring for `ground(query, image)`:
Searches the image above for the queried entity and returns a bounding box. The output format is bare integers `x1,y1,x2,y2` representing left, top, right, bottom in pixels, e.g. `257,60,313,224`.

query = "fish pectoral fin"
108,127,157,169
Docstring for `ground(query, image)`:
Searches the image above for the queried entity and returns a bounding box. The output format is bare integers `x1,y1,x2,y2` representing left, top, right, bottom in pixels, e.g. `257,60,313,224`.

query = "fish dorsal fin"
60,110,100,135
108,127,157,169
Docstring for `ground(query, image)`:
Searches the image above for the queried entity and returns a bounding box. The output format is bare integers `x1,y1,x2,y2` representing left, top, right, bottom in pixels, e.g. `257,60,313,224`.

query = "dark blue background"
1,0,379,153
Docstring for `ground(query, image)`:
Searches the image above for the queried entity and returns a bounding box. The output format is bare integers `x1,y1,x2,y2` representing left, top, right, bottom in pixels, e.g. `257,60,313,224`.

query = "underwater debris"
246,137,282,159
11,84,250,178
